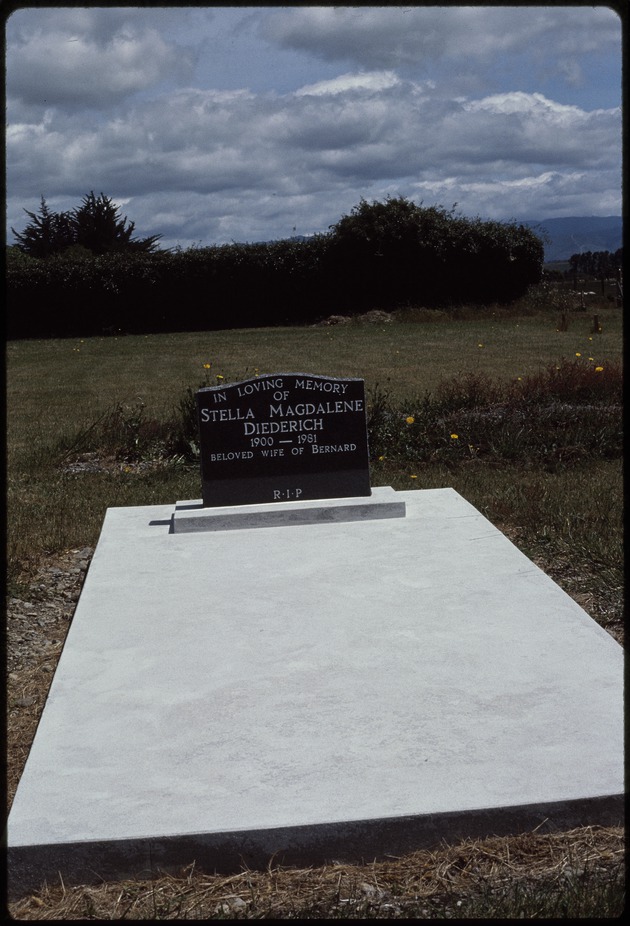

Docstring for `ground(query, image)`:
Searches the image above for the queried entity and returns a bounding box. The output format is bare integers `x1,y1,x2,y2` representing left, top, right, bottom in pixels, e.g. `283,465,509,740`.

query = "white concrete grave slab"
6,488,623,898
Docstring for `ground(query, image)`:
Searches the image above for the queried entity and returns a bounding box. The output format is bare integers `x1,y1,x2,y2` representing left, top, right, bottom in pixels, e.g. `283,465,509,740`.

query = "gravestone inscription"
196,373,371,507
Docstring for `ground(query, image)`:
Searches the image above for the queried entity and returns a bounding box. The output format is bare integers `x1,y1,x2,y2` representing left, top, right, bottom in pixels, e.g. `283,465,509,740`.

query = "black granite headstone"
196,373,371,507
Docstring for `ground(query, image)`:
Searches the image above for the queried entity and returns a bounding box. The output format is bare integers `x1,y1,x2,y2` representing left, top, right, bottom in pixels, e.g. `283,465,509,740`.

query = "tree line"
7,193,545,339
568,249,623,280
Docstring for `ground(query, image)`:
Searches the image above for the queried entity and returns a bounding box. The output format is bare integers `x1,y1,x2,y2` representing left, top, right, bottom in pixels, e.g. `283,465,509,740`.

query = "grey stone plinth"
171,485,406,532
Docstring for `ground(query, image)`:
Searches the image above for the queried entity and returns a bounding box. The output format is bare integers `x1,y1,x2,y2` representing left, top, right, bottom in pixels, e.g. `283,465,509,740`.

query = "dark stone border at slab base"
7,794,623,901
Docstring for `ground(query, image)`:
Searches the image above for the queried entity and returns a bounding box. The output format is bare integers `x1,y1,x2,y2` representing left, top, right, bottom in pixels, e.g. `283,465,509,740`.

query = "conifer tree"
11,196,74,258
11,191,162,257
71,191,161,254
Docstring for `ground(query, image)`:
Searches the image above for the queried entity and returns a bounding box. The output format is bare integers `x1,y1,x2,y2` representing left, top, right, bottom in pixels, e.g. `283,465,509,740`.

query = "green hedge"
6,204,543,339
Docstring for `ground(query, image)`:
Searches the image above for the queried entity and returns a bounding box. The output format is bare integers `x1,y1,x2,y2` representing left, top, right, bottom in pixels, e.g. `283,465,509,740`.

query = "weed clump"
367,357,622,470
50,356,622,475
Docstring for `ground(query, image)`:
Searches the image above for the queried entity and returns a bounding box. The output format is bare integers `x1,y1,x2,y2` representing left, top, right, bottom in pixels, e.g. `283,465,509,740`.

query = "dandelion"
203,363,211,369
405,416,415,424
595,366,604,372
410,474,417,479
450,433,459,440
216,374,224,381
575,352,581,357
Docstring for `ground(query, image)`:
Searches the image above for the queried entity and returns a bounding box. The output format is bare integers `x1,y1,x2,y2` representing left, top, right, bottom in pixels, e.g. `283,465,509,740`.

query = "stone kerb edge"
7,794,624,900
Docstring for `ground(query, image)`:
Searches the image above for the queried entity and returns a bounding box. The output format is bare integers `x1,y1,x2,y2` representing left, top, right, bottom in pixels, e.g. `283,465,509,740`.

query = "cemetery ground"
5,301,624,918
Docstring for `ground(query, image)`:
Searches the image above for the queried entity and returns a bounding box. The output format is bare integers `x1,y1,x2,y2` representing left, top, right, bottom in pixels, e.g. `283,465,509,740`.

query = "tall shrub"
325,196,544,310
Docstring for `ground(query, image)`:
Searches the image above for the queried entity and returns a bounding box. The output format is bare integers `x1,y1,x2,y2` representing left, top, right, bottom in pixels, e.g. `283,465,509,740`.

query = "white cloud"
295,70,399,97
7,75,619,247
5,7,622,250
261,6,620,74
8,12,195,107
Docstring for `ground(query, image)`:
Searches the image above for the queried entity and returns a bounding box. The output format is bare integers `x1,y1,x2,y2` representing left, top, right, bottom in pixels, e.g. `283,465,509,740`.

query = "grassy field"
6,302,624,917
6,305,622,441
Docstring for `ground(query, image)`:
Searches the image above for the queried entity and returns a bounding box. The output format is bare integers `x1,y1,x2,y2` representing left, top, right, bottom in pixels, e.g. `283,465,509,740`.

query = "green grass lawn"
6,306,621,453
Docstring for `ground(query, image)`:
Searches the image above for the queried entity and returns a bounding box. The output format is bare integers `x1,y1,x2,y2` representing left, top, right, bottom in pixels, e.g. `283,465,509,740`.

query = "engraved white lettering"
295,378,349,394
244,419,324,435
311,443,357,453
209,451,254,461
269,400,362,417
201,407,254,423
237,378,283,397
273,488,302,499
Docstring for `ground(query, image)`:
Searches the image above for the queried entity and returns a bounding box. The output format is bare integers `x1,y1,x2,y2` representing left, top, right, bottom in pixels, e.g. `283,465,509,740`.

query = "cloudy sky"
5,4,622,251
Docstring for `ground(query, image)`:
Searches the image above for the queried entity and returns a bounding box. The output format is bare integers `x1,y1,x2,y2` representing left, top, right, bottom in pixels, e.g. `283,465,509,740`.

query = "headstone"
196,373,371,507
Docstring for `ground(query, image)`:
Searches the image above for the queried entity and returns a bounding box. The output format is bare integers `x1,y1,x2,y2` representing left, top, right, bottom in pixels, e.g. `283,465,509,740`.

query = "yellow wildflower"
410,474,417,479
575,352,581,357
405,416,415,424
595,366,604,372
203,363,211,369
450,433,459,440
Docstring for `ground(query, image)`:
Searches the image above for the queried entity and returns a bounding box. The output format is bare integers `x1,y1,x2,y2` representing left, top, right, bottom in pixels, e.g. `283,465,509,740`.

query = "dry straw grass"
8,827,625,919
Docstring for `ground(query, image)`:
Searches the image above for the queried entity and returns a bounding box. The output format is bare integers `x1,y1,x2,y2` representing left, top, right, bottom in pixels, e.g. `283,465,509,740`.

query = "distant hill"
522,216,622,262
